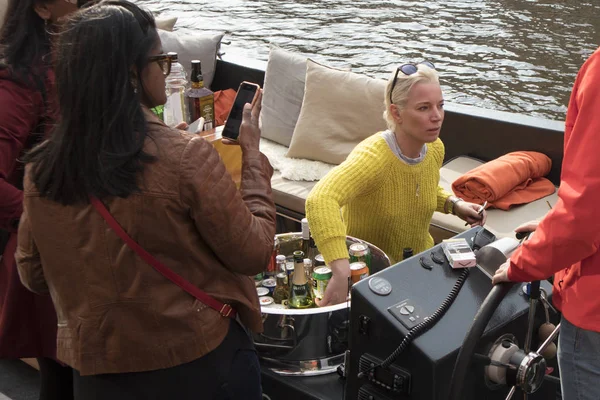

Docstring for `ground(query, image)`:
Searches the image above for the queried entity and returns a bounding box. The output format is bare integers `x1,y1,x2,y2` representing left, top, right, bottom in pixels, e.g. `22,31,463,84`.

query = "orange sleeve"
508,48,600,282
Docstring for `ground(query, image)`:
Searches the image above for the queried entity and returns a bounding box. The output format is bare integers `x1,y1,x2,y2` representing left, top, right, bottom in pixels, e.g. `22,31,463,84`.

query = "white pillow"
260,47,308,147
286,60,388,165
158,30,224,89
155,16,178,32
260,46,351,148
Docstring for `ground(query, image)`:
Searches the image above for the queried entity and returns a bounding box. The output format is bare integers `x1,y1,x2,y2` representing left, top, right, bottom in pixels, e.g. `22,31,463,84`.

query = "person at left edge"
15,1,276,399
0,1,93,399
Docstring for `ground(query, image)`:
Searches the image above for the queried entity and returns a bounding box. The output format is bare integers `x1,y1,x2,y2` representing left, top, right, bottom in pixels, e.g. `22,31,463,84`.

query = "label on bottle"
199,96,214,130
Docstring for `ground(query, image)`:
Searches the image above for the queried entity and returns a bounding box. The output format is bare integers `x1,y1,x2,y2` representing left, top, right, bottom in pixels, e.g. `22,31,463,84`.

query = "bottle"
275,254,287,283
185,60,215,131
301,218,318,262
288,250,314,309
303,258,314,282
273,272,290,304
301,218,310,257
264,236,279,279
403,248,414,260
163,52,188,127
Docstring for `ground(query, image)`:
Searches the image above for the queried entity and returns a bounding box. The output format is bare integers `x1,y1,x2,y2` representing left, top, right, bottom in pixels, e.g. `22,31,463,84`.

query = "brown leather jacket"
15,110,276,376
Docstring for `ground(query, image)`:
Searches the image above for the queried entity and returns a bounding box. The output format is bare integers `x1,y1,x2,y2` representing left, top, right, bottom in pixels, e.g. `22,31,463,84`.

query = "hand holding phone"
222,82,261,142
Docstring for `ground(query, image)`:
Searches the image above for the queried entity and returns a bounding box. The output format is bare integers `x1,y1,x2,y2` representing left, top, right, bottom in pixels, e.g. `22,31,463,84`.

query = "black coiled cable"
357,267,470,378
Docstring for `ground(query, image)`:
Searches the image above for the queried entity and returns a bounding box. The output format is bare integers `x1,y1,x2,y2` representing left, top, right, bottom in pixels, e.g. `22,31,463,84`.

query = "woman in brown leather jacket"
15,1,276,398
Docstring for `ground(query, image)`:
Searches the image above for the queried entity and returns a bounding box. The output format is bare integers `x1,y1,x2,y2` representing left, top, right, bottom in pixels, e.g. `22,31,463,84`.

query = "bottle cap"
303,258,312,265
167,52,178,62
276,254,286,262
293,250,305,261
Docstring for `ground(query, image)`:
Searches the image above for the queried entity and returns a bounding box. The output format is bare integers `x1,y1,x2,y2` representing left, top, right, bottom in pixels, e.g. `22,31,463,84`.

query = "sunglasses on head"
389,61,436,104
148,54,174,76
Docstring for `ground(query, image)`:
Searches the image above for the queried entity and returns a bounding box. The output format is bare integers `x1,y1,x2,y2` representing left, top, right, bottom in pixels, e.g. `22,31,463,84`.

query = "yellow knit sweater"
305,133,451,264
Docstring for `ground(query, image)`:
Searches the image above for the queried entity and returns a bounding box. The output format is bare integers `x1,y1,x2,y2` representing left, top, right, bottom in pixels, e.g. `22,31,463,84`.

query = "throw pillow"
260,47,308,147
286,60,388,164
158,30,224,89
260,46,351,148
155,16,178,32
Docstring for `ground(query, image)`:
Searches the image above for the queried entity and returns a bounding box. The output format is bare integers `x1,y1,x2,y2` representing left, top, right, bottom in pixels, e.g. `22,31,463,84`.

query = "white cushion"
260,47,307,147
259,138,334,182
158,30,224,89
260,47,351,148
286,60,388,165
155,16,178,32
271,171,318,214
432,156,558,238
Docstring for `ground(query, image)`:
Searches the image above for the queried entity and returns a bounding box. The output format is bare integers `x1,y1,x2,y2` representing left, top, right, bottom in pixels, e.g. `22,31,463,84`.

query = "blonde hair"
383,64,440,131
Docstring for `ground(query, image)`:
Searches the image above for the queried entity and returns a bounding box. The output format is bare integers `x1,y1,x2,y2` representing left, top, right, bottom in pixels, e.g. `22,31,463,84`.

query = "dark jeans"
73,320,261,400
37,357,74,400
558,316,600,400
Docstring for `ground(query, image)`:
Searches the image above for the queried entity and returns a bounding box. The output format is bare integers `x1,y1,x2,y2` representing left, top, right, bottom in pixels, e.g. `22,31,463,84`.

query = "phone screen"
222,83,258,141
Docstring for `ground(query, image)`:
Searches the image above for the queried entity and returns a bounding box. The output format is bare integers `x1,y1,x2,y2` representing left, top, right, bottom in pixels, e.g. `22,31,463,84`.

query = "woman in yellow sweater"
305,62,486,306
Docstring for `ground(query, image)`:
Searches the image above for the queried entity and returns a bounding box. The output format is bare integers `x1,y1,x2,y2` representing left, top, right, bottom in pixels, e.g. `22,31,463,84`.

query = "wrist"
445,196,464,215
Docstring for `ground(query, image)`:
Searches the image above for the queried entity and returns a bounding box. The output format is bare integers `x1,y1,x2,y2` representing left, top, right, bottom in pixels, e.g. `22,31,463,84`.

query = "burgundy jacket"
0,69,58,358
16,109,276,375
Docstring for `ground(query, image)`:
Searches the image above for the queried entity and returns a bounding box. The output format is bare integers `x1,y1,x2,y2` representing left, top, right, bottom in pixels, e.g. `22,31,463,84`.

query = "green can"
349,243,371,273
312,266,332,300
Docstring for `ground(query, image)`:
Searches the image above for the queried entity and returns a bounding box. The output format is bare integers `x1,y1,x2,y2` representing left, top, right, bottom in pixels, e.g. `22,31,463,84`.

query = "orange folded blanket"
451,151,556,211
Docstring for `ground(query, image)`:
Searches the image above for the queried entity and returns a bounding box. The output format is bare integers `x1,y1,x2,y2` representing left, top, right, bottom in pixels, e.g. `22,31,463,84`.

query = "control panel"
387,298,426,330
358,353,411,395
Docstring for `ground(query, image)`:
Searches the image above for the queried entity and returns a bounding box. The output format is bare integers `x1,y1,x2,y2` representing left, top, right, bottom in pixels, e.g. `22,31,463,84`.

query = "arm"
305,139,387,265
0,79,42,231
180,101,276,276
15,203,48,294
508,51,600,282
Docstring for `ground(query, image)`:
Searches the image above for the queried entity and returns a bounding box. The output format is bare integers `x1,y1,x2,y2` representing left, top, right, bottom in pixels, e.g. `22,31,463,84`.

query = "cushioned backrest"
158,30,224,90
286,59,388,165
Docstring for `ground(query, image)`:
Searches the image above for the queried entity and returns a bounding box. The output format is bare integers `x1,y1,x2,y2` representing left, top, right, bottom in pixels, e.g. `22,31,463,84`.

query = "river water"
136,0,599,121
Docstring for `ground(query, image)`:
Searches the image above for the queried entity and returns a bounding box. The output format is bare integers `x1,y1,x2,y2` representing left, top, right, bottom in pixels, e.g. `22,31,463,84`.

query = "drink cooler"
253,232,391,376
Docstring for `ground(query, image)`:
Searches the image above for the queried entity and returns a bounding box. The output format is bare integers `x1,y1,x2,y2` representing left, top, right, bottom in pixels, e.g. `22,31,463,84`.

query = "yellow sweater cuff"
319,237,350,265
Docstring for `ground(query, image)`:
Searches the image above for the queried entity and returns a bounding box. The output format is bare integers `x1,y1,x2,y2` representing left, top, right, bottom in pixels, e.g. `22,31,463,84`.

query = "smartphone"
221,81,260,141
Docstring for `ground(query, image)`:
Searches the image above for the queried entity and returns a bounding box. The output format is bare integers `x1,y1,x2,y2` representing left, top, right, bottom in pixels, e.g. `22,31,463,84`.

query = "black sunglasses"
148,54,174,76
389,61,436,104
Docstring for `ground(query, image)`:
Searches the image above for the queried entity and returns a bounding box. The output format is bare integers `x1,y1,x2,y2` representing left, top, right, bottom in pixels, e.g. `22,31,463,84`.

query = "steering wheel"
448,280,561,400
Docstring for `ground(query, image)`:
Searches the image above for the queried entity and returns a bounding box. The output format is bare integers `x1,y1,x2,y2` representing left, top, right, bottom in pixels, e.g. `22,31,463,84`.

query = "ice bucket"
254,233,391,375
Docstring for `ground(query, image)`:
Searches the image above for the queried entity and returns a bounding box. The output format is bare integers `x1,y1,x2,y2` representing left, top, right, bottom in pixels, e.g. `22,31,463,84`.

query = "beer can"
262,278,277,296
349,243,371,272
350,261,369,284
312,266,332,300
256,287,269,297
260,296,274,306
314,254,326,267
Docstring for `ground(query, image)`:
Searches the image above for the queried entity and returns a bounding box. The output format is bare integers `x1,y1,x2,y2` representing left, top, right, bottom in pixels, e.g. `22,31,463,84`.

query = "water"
137,0,599,121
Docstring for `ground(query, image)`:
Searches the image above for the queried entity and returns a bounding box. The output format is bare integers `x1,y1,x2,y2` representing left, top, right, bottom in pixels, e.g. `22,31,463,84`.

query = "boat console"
346,227,560,399
257,228,561,399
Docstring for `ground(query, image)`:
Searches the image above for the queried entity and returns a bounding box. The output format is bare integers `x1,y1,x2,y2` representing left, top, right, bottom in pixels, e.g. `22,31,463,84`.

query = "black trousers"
73,320,261,400
37,357,74,400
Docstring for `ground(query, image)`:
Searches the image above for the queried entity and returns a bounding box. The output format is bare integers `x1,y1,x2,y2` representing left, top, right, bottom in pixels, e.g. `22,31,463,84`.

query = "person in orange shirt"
493,46,600,400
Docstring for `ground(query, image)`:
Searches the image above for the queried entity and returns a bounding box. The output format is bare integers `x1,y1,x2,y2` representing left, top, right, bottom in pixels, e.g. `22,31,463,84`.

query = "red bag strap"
89,197,236,319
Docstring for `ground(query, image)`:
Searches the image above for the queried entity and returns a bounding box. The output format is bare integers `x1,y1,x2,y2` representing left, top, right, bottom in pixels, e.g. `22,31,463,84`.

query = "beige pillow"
155,16,178,32
286,60,388,164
